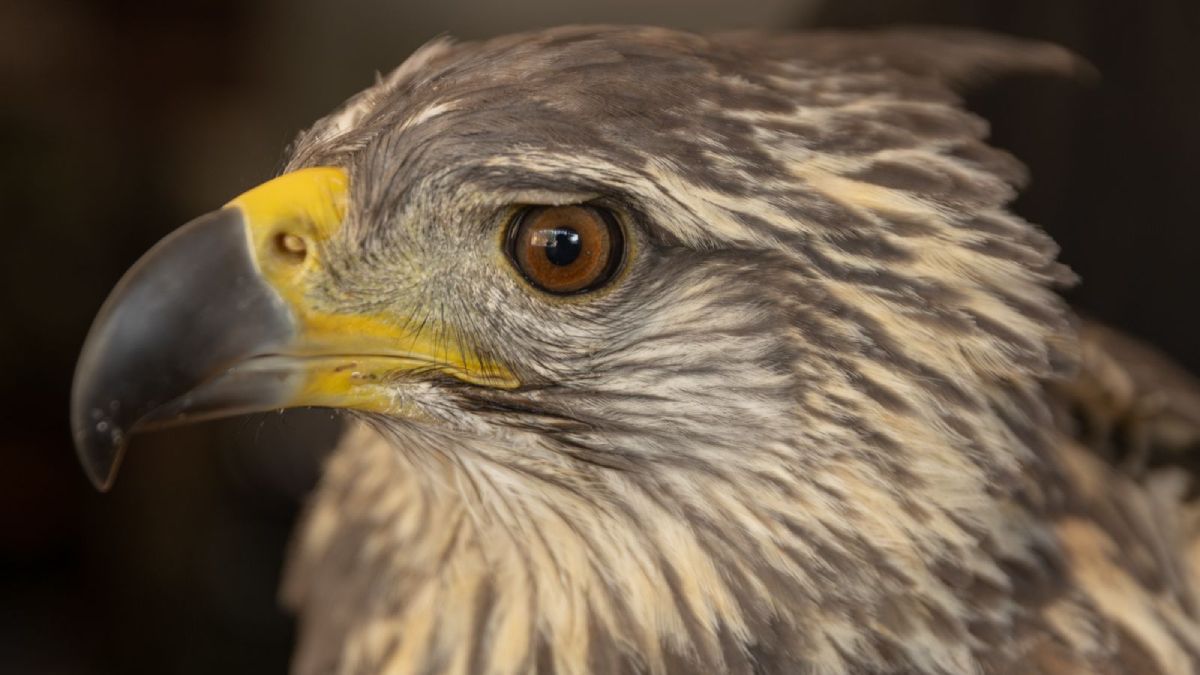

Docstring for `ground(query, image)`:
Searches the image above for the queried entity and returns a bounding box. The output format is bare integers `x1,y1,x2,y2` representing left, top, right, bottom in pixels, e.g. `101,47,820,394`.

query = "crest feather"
718,27,1095,90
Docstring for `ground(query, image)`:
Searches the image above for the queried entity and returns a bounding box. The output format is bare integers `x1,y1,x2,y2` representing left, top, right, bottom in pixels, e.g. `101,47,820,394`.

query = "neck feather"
285,392,1059,675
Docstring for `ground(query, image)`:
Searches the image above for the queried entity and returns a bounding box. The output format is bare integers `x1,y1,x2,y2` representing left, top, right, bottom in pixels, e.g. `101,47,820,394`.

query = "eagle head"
72,26,1101,674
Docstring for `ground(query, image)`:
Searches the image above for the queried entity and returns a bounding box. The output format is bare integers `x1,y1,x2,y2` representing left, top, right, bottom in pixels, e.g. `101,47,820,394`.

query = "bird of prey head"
72,26,1200,675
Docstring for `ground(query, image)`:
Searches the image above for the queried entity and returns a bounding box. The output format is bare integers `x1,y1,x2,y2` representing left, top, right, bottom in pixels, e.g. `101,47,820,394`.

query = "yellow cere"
226,167,519,412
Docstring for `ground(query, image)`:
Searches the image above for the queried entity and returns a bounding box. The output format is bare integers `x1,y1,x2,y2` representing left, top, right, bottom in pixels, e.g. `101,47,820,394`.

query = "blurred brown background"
2,0,1197,672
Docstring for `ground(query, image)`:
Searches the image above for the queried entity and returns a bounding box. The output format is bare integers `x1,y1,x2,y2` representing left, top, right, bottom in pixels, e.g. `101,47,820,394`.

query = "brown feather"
1055,318,1200,474
269,26,1200,674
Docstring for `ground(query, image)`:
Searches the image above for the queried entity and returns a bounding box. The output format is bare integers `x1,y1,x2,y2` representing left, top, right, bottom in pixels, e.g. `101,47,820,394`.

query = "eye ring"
506,205,625,295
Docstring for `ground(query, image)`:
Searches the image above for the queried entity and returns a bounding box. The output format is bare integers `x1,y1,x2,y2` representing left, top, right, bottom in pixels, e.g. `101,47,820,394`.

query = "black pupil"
543,227,582,266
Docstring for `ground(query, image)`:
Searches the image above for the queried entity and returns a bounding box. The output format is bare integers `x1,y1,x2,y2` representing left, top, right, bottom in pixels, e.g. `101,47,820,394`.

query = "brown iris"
508,205,624,294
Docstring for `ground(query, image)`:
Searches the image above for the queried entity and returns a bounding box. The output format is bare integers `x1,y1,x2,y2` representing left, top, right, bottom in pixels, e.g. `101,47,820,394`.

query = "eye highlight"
507,205,624,295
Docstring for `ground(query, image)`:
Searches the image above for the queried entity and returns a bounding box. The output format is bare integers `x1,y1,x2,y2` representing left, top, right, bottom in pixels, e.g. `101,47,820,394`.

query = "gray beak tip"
71,403,127,492
81,450,120,493
68,207,296,492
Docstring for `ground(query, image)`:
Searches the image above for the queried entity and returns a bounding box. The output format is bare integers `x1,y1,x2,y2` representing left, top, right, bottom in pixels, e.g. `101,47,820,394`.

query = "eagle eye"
506,205,624,295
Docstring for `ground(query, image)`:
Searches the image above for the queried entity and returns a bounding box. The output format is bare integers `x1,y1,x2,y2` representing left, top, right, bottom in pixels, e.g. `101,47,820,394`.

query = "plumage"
73,24,1200,674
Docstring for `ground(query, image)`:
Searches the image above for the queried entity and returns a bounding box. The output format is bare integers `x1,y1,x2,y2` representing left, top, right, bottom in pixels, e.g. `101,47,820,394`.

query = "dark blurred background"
2,0,1197,672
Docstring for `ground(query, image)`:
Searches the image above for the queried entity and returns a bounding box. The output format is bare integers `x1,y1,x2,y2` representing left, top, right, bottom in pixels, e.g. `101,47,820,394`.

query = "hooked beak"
70,167,517,491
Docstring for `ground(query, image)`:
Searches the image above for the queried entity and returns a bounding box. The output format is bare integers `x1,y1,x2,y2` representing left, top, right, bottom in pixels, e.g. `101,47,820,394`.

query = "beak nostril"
274,232,308,263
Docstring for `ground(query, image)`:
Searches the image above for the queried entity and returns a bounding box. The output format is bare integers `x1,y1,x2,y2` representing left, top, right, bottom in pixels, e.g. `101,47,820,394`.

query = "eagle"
70,25,1200,675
